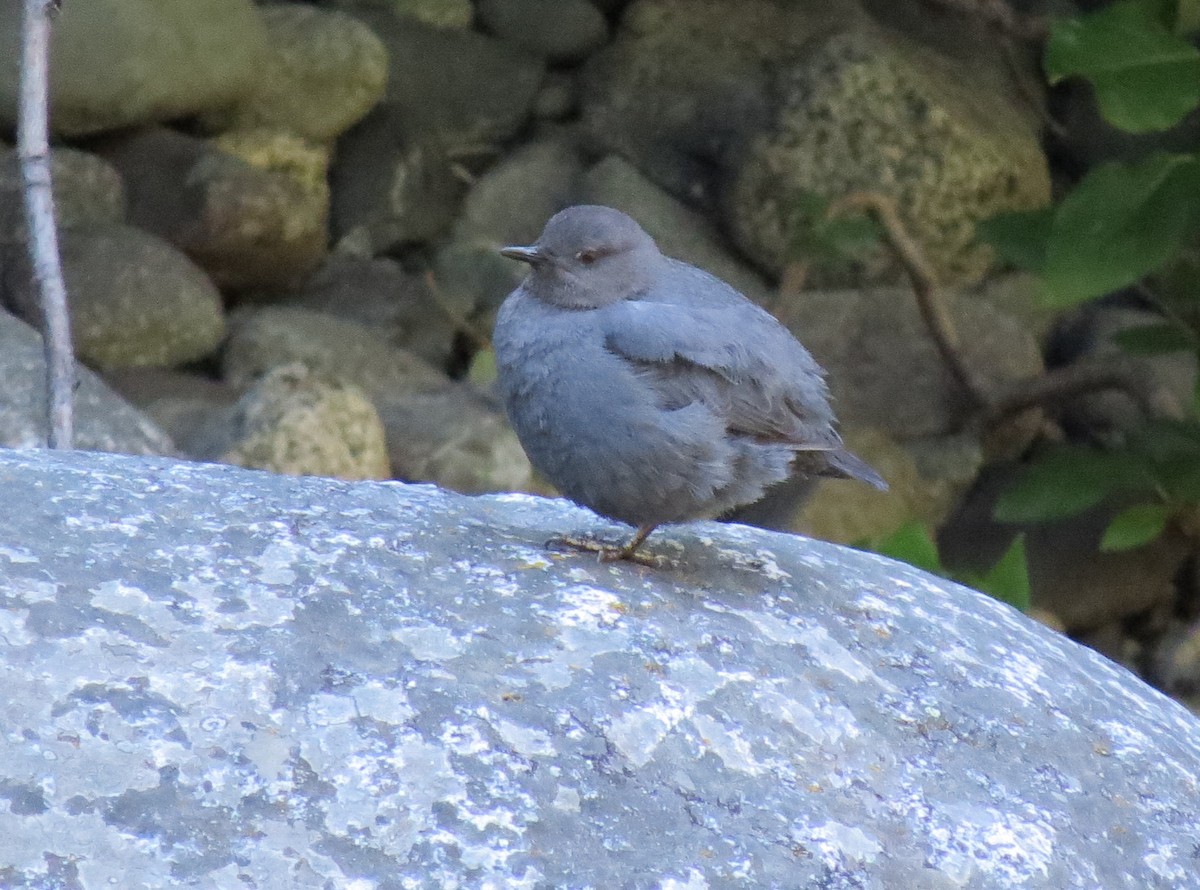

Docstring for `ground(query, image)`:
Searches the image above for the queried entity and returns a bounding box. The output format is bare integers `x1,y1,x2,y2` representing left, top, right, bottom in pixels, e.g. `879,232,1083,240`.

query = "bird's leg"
547,523,664,567
606,523,658,562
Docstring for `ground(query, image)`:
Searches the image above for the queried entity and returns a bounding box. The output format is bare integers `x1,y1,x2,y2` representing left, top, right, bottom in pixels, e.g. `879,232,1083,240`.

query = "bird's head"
501,205,664,309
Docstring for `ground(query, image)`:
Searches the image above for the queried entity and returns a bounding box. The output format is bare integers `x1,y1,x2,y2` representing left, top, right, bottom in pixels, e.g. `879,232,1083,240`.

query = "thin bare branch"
980,358,1163,430
18,0,74,448
827,190,993,408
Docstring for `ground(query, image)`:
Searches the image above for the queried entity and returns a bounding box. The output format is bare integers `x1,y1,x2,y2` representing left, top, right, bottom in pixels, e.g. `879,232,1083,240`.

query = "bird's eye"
576,249,599,265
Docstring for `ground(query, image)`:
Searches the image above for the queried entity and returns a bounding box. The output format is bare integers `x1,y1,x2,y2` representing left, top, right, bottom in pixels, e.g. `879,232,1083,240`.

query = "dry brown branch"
827,190,993,408
773,260,810,312
18,0,74,448
980,358,1163,431
821,192,1164,439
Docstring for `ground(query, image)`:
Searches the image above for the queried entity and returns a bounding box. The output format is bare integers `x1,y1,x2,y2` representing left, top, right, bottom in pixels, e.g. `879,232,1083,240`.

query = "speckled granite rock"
0,148,126,244
218,363,392,480
725,26,1051,286
583,0,1049,286
3,225,226,370
2,448,1200,888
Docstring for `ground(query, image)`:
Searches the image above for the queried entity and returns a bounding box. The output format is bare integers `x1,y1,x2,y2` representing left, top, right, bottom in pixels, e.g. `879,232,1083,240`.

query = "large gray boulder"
1,448,1199,888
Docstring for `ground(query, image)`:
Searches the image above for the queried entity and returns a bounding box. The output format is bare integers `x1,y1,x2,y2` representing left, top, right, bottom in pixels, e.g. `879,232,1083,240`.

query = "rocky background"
0,1,1195,705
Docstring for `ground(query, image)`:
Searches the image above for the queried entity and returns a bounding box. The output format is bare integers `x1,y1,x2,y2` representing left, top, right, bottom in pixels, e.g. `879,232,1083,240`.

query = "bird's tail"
822,448,888,491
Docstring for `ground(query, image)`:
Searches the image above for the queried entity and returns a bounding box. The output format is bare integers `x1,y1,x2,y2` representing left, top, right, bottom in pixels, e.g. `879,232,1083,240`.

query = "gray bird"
494,205,886,564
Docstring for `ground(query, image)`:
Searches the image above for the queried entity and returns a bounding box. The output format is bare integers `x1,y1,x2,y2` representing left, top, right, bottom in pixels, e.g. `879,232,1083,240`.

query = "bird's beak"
500,245,546,266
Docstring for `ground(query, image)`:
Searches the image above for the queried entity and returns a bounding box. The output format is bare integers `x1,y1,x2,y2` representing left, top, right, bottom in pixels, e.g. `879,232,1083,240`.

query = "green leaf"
1045,0,1200,132
1039,154,1200,308
993,448,1148,523
976,206,1054,273
1162,461,1200,500
865,521,944,575
973,534,1032,612
1128,420,1200,498
1112,321,1198,355
1100,502,1171,550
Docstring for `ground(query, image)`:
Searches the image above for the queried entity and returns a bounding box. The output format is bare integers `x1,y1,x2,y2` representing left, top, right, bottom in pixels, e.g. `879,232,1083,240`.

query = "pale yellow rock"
221,364,392,481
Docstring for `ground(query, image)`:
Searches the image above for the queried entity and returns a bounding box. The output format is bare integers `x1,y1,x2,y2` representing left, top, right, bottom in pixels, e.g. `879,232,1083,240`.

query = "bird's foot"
546,533,667,569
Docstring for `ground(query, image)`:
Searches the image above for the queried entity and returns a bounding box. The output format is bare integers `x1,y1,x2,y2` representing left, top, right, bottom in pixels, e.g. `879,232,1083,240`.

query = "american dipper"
494,205,886,564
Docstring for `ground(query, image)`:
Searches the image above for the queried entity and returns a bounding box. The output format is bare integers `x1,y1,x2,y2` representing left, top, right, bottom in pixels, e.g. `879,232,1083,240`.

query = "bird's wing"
600,300,842,449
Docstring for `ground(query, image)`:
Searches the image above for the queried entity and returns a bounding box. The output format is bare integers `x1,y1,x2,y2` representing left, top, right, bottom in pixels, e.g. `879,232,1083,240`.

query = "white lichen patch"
794,820,884,866
353,681,416,724
0,608,35,646
12,578,58,603
690,713,765,776
305,693,359,727
798,623,894,689
1145,841,1189,882
391,623,467,661
493,717,556,758
248,539,303,586
659,868,710,889
607,700,689,768
754,684,861,746
990,648,1050,710
91,580,180,632
558,585,626,629
0,545,37,563
927,807,1055,883
552,785,581,813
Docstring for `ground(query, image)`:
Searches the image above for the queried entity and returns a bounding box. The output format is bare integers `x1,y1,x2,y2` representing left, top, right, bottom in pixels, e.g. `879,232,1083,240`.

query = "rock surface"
329,106,464,253
203,3,388,143
583,0,1050,286
97,127,329,294
1,448,1199,887
0,312,175,455
218,363,392,480
350,11,544,149
0,0,268,136
292,254,461,371
222,306,449,396
477,0,609,62
0,148,126,244
3,225,226,370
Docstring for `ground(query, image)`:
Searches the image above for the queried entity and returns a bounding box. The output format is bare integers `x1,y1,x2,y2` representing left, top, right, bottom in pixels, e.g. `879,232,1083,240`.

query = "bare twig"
768,259,810,316
18,0,74,448
827,190,993,408
980,358,1163,431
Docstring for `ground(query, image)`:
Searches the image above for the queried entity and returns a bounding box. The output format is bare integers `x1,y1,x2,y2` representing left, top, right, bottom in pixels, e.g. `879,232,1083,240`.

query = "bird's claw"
546,534,667,569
